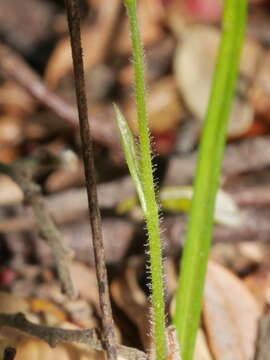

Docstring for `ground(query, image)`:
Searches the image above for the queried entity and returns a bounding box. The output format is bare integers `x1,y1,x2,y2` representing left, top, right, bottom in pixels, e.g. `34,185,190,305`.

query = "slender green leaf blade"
173,0,248,359
114,104,147,214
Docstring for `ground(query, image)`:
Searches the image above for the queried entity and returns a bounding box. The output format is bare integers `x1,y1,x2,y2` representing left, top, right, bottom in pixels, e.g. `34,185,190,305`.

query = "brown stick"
0,313,147,360
163,208,270,249
0,312,98,348
0,43,119,150
0,44,78,127
165,135,270,186
64,1,117,359
0,162,76,299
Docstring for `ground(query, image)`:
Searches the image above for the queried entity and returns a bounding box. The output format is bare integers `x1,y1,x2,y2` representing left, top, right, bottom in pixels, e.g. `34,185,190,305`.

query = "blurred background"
0,1,270,359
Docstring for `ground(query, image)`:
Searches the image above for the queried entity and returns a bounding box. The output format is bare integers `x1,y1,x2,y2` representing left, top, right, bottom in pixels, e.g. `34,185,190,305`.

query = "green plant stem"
123,1,167,359
173,1,247,359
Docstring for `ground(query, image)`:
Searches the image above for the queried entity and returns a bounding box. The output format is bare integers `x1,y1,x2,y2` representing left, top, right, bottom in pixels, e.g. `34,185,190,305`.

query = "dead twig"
0,313,147,360
0,312,99,348
165,135,270,186
64,0,117,359
0,43,119,150
0,162,76,299
3,183,270,248
164,208,270,249
0,43,77,127
229,185,270,207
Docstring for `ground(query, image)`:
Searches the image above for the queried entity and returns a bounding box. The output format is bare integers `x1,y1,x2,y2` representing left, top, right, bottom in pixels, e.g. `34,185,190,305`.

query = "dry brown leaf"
29,298,67,323
0,116,23,146
0,292,29,314
70,262,99,309
174,25,263,138
69,263,120,340
45,162,85,193
45,29,96,89
45,0,121,89
204,261,261,360
0,81,35,116
0,175,23,206
15,338,96,360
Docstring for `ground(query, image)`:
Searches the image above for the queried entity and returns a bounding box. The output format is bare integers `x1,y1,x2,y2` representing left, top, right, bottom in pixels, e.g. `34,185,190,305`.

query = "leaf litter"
0,0,270,359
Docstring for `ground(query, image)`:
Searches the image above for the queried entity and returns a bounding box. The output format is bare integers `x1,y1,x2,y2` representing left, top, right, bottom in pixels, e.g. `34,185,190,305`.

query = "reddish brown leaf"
204,261,261,360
